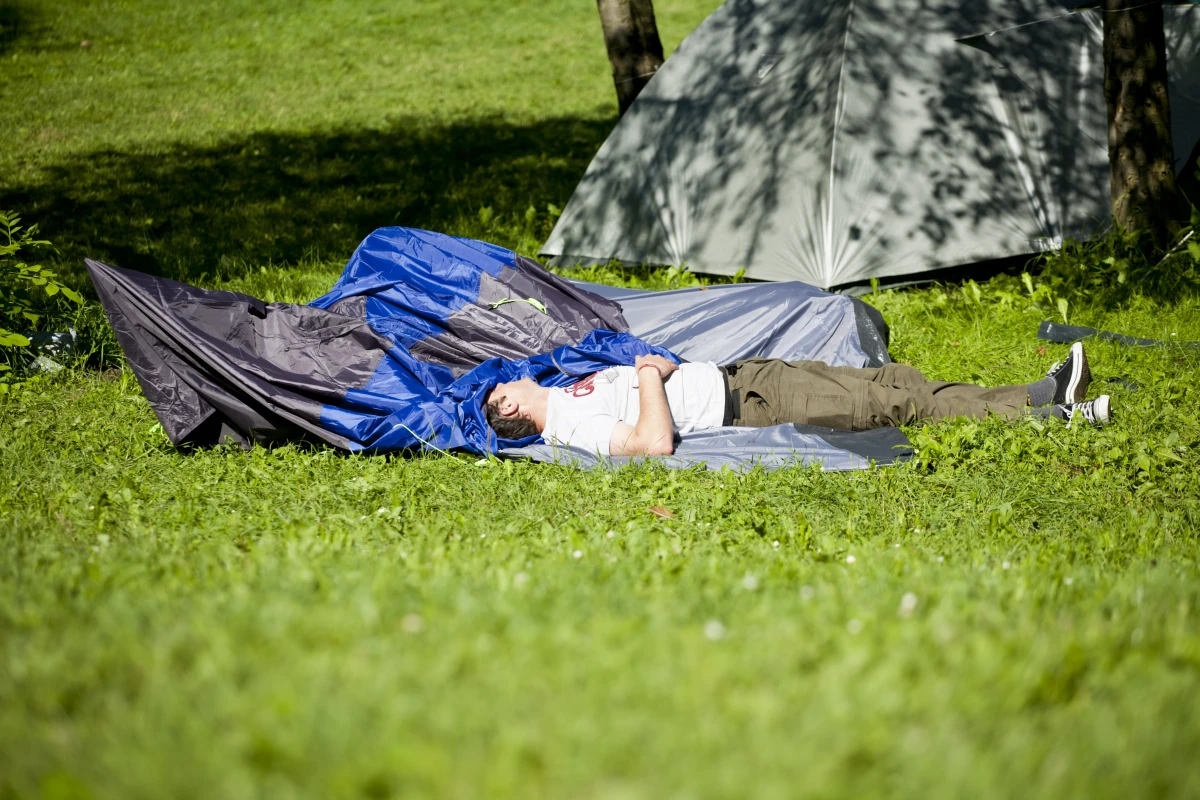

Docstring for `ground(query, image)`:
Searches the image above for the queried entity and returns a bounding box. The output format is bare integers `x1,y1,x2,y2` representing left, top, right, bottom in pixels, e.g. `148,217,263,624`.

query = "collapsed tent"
541,0,1200,289
88,227,910,471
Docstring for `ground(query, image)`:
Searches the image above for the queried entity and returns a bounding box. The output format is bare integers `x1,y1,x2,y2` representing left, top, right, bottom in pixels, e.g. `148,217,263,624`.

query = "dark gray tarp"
87,258,398,449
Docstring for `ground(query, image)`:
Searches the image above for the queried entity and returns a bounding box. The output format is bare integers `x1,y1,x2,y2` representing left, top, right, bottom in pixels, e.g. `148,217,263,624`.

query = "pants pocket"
736,392,777,427
799,394,858,430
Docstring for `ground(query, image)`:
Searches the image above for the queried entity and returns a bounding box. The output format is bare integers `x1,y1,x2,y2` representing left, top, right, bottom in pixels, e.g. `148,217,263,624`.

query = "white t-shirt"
542,363,726,455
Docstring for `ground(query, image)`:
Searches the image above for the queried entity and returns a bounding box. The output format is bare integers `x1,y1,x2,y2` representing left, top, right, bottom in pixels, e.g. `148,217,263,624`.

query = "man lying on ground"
484,343,1109,457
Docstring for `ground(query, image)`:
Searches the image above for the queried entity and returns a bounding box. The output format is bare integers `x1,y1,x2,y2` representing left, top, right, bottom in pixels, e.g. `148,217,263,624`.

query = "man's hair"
485,397,540,440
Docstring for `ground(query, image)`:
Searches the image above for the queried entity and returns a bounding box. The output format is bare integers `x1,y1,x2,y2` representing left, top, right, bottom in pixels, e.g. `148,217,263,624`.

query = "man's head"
485,377,545,440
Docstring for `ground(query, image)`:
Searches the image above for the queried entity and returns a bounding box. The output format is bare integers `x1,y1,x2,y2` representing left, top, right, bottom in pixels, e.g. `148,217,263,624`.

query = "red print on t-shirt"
564,373,597,398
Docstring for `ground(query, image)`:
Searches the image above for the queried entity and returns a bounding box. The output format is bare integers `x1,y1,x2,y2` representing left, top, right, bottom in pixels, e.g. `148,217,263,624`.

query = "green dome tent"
542,0,1200,289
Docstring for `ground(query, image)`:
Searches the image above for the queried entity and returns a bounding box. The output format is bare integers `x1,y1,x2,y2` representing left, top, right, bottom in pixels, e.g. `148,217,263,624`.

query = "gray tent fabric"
542,0,1200,289
503,423,912,472
569,280,890,367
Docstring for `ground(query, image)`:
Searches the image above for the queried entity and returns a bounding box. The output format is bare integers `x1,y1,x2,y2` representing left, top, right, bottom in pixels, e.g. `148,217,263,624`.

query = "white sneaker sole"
1064,342,1090,404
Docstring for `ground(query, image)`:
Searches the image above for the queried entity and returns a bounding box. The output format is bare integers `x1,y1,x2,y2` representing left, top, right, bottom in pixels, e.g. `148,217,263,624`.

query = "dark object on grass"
1038,320,1200,349
88,227,904,471
25,330,77,358
1105,377,1140,392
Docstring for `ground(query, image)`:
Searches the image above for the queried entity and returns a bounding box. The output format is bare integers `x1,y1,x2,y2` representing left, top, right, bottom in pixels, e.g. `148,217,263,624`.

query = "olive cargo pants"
724,359,1029,431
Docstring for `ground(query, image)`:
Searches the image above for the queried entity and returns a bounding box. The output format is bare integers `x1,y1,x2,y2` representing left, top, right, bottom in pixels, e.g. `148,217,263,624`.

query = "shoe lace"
1073,400,1098,424
1046,358,1064,378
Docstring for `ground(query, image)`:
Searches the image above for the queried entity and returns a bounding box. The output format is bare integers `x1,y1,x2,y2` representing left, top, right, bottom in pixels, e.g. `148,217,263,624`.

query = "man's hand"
634,353,678,379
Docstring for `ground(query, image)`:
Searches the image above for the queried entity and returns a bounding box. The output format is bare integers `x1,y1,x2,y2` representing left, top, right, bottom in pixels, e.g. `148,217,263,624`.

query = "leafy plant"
0,211,85,391
1036,209,1200,306
1,211,83,343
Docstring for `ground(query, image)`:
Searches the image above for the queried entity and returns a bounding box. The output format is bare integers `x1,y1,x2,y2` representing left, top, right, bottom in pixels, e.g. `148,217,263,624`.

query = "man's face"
488,377,540,419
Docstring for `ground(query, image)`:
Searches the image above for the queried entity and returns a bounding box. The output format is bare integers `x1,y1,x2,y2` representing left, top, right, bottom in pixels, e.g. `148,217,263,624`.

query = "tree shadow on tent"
0,115,616,286
545,0,1121,288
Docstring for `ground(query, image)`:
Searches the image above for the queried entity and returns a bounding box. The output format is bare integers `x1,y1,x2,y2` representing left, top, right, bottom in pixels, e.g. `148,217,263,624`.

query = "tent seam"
827,0,855,288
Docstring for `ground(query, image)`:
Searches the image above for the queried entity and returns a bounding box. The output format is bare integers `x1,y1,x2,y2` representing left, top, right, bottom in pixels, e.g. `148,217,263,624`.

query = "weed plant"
0,212,84,384
2,1,1200,798
1038,212,1200,306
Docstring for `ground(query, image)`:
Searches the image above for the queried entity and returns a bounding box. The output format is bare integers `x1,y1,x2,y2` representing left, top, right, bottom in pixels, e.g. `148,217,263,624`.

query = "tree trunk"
1102,0,1184,249
596,0,664,116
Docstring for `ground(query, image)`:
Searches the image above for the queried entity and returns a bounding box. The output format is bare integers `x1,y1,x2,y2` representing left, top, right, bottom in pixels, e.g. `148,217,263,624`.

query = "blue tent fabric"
317,327,682,454
311,228,630,380
87,227,910,470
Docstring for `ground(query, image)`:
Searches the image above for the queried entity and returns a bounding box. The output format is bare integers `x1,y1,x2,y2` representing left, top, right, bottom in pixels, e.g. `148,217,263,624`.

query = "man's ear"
497,395,519,417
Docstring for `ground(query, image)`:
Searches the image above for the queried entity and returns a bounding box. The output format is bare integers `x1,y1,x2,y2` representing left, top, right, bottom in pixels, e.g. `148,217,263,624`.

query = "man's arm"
609,356,677,456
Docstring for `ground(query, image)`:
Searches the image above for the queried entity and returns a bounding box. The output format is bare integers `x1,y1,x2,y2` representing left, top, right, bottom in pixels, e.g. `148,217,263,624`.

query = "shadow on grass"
0,115,616,284
0,0,73,55
0,2,25,54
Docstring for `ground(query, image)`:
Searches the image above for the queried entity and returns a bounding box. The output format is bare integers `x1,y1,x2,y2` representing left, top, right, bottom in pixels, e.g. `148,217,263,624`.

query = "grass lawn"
3,1,1200,798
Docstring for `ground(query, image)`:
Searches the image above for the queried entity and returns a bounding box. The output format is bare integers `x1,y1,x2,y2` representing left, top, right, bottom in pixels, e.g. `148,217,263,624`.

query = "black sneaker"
1066,394,1110,428
1046,342,1091,404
